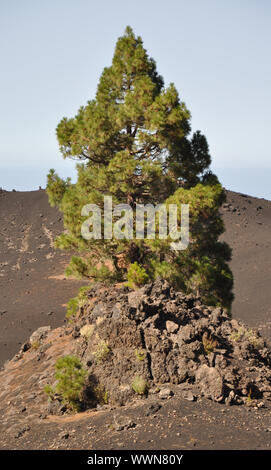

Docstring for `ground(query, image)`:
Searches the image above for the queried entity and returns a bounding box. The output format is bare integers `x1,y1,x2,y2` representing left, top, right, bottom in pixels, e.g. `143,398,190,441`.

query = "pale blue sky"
0,0,270,198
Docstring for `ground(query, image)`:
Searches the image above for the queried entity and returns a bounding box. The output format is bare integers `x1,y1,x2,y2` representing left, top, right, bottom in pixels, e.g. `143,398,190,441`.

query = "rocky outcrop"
1,279,271,423
68,280,271,407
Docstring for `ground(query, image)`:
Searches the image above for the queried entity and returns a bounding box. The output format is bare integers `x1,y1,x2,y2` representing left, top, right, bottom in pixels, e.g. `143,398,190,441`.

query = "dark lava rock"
56,279,271,409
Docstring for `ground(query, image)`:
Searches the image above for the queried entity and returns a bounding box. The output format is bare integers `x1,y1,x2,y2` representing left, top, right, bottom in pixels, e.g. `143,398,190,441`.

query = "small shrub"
132,376,148,395
202,332,217,354
88,264,121,283
66,285,90,321
66,297,79,320
230,327,263,350
135,349,146,361
93,385,109,405
230,327,245,343
246,329,264,349
44,355,87,412
65,256,90,279
127,262,149,289
245,387,255,407
46,169,71,207
93,341,111,363
44,384,54,401
80,324,95,340
65,258,120,284
31,340,40,351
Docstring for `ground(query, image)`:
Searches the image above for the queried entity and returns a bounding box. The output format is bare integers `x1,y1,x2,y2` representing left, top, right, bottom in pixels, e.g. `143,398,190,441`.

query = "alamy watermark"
81,196,189,251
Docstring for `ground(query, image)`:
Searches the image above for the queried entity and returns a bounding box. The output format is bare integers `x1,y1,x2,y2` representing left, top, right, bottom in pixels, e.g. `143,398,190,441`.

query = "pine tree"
47,26,233,310
44,356,87,411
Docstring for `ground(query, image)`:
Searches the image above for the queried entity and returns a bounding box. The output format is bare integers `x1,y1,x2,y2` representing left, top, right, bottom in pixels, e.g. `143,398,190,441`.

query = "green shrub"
44,384,54,401
127,262,149,289
93,385,109,405
230,327,263,350
66,285,90,320
66,297,79,320
93,341,111,363
44,355,87,411
65,256,90,279
202,332,217,354
132,376,148,395
135,349,147,361
31,339,40,351
46,169,71,207
88,263,121,283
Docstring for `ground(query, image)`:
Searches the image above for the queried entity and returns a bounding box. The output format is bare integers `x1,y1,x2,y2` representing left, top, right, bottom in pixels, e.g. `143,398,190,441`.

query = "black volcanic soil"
0,189,88,365
2,384,271,450
220,191,271,343
0,187,271,450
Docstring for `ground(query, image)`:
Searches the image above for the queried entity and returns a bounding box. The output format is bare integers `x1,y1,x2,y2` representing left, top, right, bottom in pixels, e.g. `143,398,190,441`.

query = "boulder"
29,326,51,345
195,364,224,401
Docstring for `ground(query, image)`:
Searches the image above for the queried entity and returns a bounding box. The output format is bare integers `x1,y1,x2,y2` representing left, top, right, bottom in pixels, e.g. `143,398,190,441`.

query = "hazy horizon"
1,166,271,201
1,0,270,199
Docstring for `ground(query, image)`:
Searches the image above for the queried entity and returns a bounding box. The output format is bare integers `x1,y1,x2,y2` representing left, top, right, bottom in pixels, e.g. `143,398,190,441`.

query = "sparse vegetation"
80,324,95,340
127,263,149,289
93,385,109,405
46,169,71,207
44,355,87,411
66,285,90,321
93,341,111,363
65,256,89,279
44,384,54,401
202,332,217,354
245,387,256,407
135,349,147,361
132,376,148,395
30,340,40,351
230,327,264,349
66,297,79,320
65,257,120,283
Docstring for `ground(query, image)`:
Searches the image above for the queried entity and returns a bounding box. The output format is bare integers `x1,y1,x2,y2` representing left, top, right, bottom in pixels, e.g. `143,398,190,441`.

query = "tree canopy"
47,26,233,310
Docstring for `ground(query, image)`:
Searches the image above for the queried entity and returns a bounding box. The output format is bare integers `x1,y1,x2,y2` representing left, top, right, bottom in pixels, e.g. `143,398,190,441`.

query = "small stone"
183,391,195,402
225,390,235,406
14,425,30,438
208,352,215,367
114,418,136,431
146,403,162,416
148,387,160,394
257,401,265,408
166,321,179,334
28,394,36,400
96,404,104,411
159,388,174,400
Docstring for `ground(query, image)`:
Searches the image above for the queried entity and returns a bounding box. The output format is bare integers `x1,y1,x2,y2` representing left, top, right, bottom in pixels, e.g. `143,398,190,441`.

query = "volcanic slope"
0,187,271,368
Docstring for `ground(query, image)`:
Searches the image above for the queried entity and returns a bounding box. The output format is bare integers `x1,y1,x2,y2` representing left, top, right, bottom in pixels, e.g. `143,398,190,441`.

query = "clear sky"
0,0,270,199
